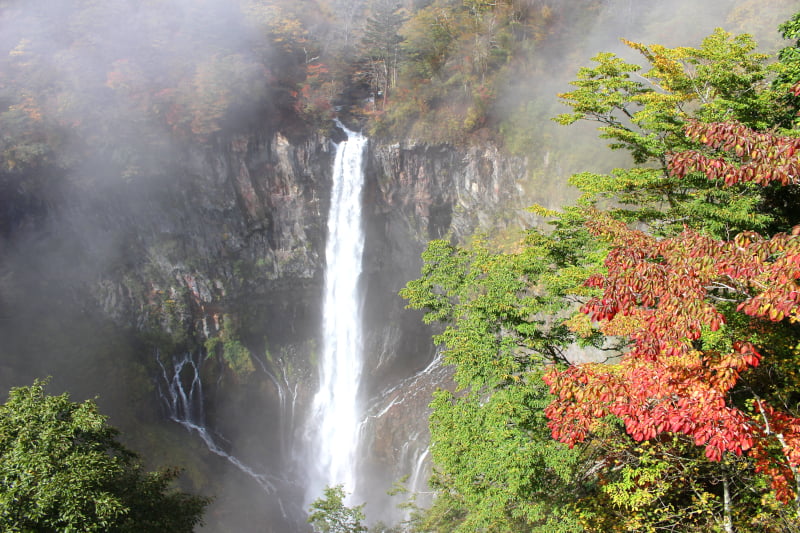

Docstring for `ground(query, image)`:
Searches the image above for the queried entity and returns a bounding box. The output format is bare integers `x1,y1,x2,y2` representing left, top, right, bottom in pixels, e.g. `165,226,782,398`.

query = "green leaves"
554,52,646,128
307,485,367,533
400,221,605,528
427,376,584,532
402,235,579,390
0,380,208,532
403,10,800,532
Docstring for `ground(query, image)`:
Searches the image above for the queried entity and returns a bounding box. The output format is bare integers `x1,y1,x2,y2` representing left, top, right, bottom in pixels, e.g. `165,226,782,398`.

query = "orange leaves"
731,229,800,325
732,341,762,367
747,404,800,503
545,350,758,460
8,95,44,123
542,364,613,445
582,216,732,360
583,215,800,358
292,61,339,122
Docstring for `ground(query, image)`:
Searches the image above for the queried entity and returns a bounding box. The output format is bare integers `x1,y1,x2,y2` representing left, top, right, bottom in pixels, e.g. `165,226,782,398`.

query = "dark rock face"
368,141,533,242
356,140,536,516
0,126,535,531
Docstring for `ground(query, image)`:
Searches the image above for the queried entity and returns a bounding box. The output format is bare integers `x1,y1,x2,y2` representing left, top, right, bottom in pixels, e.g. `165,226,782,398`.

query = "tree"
545,22,800,530
360,0,406,109
554,28,776,238
0,380,209,532
403,13,800,531
773,10,800,127
307,485,367,533
539,16,800,532
544,120,800,524
401,231,602,530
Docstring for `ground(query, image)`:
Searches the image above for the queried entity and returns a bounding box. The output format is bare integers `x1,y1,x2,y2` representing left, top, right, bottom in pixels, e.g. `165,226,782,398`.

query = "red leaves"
546,209,800,503
669,120,800,186
732,341,762,367
544,118,800,503
546,350,757,455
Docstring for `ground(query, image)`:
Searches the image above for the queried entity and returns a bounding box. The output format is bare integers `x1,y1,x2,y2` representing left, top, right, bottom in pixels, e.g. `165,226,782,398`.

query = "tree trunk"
723,474,734,533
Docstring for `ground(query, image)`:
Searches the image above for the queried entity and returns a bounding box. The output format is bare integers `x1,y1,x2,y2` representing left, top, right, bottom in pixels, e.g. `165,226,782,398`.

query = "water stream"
156,351,279,494
305,122,368,502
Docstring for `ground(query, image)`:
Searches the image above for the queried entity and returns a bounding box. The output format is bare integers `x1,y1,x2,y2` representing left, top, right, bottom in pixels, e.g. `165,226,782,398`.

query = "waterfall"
306,122,367,501
156,351,279,494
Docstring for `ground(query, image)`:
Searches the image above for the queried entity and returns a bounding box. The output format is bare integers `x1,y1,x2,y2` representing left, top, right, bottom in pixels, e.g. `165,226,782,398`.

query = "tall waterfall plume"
306,122,368,501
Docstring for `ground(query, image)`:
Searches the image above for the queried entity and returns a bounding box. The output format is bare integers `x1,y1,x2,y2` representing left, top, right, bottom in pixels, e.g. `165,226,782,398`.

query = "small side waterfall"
156,351,279,494
306,122,368,501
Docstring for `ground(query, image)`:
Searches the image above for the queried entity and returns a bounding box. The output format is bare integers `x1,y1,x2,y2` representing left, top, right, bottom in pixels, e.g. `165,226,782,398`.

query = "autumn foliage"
544,120,800,504
671,120,800,186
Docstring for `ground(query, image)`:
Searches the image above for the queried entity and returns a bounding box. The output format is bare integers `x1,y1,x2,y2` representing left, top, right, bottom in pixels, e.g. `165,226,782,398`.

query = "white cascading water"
156,351,279,494
306,122,367,501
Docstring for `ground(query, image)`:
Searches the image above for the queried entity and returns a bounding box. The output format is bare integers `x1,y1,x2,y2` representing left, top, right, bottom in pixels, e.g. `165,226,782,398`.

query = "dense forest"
4,0,795,179
4,0,800,531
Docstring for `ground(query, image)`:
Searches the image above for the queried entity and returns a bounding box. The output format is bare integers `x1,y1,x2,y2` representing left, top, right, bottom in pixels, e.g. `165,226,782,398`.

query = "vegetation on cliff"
5,0,796,180
4,1,800,531
396,9,800,532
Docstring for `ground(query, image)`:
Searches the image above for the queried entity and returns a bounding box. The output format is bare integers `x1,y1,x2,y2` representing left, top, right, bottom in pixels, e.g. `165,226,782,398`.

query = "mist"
0,0,797,531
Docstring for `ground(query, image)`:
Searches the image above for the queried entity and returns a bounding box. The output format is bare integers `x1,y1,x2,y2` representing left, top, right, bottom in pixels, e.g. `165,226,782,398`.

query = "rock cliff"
0,124,537,530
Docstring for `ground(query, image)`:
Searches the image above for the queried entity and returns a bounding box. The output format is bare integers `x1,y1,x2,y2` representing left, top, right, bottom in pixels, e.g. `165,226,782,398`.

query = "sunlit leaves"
307,485,367,533
0,380,208,531
427,377,583,532
555,31,779,240
556,29,771,158
546,28,800,509
671,120,800,187
401,222,604,529
554,52,646,130
545,209,800,502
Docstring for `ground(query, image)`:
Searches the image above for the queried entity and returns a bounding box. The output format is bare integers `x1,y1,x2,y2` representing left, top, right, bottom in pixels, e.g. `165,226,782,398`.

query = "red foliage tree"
544,120,800,505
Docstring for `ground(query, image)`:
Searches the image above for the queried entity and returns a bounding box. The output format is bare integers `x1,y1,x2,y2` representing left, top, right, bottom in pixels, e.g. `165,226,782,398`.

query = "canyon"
0,120,538,530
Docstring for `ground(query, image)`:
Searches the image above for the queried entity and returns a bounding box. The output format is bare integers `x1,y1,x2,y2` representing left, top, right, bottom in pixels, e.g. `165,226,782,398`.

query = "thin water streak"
156,351,279,495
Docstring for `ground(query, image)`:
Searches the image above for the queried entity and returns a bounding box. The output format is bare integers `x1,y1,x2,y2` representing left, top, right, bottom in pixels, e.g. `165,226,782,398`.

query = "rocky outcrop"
368,141,535,243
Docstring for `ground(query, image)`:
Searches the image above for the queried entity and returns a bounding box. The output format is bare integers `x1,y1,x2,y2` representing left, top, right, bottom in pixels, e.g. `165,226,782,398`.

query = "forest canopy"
6,0,795,189
5,1,800,531
399,8,800,532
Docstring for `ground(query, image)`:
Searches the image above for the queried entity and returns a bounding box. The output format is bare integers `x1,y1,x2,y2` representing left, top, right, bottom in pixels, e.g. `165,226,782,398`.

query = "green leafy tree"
403,13,800,532
401,229,603,531
0,380,209,532
554,28,776,238
308,485,367,533
772,10,800,127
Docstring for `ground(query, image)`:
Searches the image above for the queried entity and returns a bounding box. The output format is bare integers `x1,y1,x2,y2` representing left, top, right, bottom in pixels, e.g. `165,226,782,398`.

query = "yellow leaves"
601,312,642,337
620,38,647,56
241,1,308,48
622,39,693,94
8,95,43,122
564,313,594,338
527,204,560,218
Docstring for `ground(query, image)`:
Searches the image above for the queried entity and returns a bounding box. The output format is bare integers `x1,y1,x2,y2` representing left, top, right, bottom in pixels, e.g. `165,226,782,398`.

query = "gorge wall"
0,124,538,531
